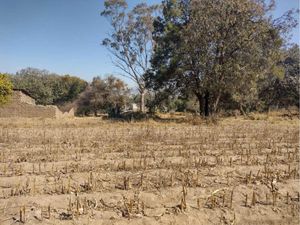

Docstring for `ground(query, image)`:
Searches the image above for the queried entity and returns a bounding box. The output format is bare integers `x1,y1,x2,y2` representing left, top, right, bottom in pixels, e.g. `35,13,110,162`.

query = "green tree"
101,0,158,113
259,44,300,108
0,73,13,105
12,68,54,105
146,0,191,109
11,68,87,105
149,0,298,116
52,75,88,104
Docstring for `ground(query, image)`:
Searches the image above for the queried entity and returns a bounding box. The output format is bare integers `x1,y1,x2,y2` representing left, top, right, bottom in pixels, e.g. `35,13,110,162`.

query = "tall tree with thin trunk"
101,0,158,113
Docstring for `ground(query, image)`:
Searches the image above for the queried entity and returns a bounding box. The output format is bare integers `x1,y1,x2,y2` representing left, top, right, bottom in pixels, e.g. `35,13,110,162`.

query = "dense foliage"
10,68,87,105
0,73,13,105
259,44,300,109
76,75,130,117
146,0,298,116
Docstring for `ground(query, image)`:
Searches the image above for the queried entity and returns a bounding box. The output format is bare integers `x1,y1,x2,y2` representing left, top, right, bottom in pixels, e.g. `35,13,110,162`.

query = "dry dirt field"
0,116,299,225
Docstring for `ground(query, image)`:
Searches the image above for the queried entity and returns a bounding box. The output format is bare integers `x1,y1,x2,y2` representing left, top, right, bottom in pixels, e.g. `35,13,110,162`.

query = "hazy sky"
0,0,299,83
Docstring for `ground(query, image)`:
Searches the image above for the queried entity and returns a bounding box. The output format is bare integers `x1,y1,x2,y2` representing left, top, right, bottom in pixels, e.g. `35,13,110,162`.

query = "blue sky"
0,0,299,83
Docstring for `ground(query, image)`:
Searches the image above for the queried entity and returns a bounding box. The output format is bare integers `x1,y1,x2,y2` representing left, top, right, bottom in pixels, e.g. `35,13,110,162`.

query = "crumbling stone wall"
55,107,74,118
17,91,36,105
0,91,74,118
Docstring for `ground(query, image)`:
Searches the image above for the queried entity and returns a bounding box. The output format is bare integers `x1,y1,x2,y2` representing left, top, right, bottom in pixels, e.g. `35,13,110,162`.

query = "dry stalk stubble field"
0,117,299,225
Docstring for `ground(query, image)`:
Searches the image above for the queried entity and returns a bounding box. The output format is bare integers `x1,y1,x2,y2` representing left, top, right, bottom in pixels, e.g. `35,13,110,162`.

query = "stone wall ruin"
0,90,74,118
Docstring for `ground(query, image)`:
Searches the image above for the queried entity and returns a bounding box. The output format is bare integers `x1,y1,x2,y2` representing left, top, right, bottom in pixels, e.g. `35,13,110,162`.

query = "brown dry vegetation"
0,115,299,225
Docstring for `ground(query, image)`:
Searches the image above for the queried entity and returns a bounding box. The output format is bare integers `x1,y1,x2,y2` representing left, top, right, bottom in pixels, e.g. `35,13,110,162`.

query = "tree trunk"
197,94,205,116
204,91,209,117
239,104,247,116
140,90,146,113
212,92,221,115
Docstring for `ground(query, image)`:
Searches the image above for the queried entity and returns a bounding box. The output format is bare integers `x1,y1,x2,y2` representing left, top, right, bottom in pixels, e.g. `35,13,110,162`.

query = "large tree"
0,73,13,105
149,0,298,116
101,0,158,113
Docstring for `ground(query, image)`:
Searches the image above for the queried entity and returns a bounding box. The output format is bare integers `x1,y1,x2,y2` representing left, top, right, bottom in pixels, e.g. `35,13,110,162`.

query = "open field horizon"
0,1,299,224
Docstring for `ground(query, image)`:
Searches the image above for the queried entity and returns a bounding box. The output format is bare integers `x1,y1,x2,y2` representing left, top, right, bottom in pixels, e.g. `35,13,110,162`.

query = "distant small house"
123,103,139,112
131,103,139,112
0,89,74,118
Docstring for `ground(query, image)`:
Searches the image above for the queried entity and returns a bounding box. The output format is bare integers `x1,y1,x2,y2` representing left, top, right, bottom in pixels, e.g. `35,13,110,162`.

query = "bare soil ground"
0,116,299,225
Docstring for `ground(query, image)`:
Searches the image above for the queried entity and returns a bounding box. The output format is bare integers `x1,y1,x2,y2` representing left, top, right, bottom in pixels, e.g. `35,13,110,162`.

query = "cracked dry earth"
0,117,299,225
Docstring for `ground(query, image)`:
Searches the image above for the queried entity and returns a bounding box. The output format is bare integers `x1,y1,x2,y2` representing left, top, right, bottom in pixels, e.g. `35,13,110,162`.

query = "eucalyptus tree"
101,0,158,112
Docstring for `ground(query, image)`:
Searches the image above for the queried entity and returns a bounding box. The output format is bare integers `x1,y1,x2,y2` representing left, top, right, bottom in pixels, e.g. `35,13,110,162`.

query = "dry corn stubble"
0,117,299,225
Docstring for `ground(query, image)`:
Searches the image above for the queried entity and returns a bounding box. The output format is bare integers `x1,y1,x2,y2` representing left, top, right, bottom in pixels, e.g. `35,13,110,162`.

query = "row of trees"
1,43,297,116
0,0,298,117
1,47,298,116
102,0,299,116
10,68,88,106
0,67,131,117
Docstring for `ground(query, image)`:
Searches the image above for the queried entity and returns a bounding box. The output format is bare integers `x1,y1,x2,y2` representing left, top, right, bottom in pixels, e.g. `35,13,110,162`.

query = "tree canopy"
259,44,300,108
10,68,87,105
147,0,298,116
76,75,130,117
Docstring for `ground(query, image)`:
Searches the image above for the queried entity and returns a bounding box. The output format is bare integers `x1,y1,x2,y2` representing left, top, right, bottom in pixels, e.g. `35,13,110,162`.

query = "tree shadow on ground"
103,111,218,125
